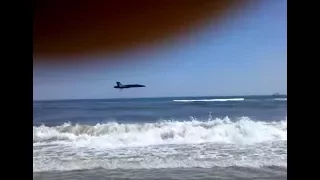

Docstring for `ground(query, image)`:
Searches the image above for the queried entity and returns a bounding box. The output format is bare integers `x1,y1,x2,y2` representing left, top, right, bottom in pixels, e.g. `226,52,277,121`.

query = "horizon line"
33,94,287,102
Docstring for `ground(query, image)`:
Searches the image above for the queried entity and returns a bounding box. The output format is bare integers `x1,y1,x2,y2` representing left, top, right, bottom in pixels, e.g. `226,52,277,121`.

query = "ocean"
33,95,287,179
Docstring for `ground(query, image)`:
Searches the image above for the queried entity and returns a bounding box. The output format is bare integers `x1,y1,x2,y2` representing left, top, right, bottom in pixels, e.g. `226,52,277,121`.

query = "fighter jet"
114,82,146,90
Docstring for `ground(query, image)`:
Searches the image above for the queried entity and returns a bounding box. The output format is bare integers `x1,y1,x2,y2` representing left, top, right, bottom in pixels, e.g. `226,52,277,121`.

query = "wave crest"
173,98,244,102
33,117,287,149
274,98,287,101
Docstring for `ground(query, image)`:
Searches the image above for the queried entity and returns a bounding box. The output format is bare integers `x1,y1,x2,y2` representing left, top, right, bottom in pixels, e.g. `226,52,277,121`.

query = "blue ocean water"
33,95,287,126
33,95,287,179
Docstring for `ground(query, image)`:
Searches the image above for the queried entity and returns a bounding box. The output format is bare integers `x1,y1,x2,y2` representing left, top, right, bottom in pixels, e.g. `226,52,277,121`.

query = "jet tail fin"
116,82,122,87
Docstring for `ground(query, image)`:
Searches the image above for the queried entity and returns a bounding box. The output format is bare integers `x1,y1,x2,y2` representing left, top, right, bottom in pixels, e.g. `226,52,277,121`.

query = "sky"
33,0,287,100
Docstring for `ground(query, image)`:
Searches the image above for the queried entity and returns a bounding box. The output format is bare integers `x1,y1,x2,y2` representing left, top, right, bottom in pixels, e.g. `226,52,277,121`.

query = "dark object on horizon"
272,93,281,97
114,82,146,89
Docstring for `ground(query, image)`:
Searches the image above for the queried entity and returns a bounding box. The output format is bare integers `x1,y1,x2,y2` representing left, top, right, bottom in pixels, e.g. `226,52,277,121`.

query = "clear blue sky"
34,0,287,100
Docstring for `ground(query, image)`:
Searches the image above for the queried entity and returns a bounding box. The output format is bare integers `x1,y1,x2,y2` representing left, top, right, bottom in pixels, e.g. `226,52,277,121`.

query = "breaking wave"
274,98,287,101
33,116,287,149
173,98,244,102
33,116,287,172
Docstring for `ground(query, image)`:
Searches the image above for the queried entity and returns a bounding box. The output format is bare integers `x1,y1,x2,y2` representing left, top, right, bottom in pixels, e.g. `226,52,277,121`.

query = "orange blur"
34,0,254,63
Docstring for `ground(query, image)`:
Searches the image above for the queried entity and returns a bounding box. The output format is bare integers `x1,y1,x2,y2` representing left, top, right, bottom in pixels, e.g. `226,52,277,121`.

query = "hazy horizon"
33,93,287,102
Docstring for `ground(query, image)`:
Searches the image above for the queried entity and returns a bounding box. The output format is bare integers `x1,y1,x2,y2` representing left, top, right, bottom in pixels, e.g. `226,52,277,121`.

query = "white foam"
33,117,287,172
173,98,244,102
274,98,287,101
33,139,287,172
33,154,287,172
33,117,286,149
